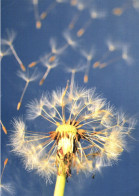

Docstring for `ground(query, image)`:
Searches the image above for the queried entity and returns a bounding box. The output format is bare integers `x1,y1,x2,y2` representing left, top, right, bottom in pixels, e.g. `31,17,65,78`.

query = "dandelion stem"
54,174,66,196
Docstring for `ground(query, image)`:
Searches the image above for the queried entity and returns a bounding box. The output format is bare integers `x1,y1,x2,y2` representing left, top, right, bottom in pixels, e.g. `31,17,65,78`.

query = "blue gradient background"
1,0,139,195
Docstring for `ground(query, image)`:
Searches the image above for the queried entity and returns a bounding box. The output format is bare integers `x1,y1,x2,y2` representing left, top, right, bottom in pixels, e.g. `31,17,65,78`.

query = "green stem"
54,174,66,196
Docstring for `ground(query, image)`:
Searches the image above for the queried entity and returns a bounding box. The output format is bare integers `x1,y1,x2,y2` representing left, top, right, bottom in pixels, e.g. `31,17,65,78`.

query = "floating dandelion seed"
68,0,87,30
40,0,57,21
32,0,42,29
0,158,15,195
10,81,135,196
39,55,59,85
65,64,85,98
2,30,26,71
93,39,125,69
0,120,7,134
77,8,107,37
40,0,67,21
17,70,39,110
80,46,95,83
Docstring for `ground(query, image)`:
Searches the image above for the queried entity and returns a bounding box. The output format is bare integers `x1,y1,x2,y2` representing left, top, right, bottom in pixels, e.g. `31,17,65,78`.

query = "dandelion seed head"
11,85,135,182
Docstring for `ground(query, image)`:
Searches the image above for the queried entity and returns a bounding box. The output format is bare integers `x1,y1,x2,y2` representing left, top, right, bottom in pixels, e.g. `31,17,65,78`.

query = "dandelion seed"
77,8,107,37
39,56,59,85
0,120,7,134
40,0,67,21
11,82,135,195
68,1,86,29
2,30,26,71
80,46,95,83
32,0,41,29
93,39,122,69
65,64,85,98
17,70,39,110
40,0,57,21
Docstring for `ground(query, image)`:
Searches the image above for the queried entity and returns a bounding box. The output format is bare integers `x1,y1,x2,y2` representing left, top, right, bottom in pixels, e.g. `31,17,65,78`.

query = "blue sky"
1,0,139,195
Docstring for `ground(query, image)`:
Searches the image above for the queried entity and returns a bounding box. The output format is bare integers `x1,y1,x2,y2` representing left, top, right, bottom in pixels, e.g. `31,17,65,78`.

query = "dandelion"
2,30,26,71
0,158,15,195
10,82,135,196
77,8,107,37
39,55,59,85
17,70,39,110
